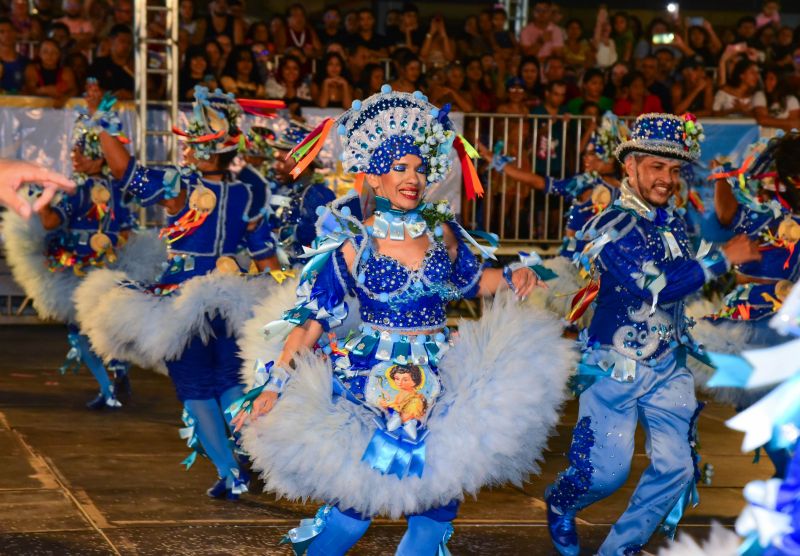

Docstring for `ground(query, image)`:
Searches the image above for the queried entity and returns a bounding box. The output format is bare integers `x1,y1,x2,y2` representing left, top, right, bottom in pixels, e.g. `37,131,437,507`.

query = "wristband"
503,261,531,293
254,359,292,395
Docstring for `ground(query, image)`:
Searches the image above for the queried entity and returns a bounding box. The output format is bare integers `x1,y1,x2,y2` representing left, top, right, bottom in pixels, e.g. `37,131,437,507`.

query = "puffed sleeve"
279,245,352,332
296,183,336,248
545,176,575,200
723,203,775,236
446,222,487,299
114,158,187,207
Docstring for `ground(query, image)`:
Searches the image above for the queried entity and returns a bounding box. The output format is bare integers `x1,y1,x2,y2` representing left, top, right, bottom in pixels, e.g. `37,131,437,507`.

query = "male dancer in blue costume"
545,113,762,556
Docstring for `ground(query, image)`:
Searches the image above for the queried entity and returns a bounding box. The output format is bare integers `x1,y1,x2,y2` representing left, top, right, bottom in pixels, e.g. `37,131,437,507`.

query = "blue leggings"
165,316,245,479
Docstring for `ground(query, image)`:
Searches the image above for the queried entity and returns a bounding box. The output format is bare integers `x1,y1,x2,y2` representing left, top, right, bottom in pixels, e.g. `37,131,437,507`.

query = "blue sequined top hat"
587,111,628,163
615,112,704,163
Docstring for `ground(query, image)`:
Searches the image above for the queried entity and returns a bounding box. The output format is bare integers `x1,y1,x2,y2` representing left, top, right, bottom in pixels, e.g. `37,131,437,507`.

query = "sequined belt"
321,324,452,370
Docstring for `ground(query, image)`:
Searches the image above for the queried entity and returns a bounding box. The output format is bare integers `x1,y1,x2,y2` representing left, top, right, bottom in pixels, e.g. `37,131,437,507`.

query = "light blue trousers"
548,352,698,555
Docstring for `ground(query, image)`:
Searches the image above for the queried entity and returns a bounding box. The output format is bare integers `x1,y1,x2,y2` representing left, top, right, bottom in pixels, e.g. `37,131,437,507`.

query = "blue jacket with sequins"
581,186,730,363
47,175,137,259
116,159,276,285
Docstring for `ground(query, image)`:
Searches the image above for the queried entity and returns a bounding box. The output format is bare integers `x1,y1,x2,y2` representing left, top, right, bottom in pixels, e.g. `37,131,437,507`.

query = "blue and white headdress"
587,111,628,163
72,89,126,161
615,112,704,163
286,84,484,199
173,86,285,160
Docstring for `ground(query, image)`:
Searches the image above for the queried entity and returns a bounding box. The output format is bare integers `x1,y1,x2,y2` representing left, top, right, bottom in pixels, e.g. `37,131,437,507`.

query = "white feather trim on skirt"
74,269,279,373
2,212,166,323
239,292,577,518
689,318,771,408
526,256,591,328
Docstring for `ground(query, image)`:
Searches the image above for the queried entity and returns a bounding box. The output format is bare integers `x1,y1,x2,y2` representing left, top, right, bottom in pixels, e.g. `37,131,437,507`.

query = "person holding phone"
420,14,454,68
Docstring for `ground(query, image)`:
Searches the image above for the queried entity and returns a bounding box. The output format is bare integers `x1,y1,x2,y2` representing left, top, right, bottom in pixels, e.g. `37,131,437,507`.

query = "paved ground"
0,324,769,555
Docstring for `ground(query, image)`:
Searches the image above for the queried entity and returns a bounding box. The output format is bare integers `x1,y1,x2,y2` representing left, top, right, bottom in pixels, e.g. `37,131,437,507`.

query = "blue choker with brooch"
372,196,428,240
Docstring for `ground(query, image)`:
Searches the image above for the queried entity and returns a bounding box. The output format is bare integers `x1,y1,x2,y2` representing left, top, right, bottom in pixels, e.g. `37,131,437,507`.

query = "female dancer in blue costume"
479,112,625,326
73,87,286,499
230,86,577,555
691,132,800,477
2,80,163,409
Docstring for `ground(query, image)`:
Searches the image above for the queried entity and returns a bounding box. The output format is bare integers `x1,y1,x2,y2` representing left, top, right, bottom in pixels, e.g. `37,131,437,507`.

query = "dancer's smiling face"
625,154,682,207
366,153,427,212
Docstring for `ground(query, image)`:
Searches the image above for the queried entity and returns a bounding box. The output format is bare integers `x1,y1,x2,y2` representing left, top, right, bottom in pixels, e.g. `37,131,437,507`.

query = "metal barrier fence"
461,113,595,247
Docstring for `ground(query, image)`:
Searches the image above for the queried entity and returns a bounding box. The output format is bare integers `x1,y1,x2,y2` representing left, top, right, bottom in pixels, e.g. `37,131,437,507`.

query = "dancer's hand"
511,267,545,299
722,234,762,265
0,159,75,219
231,390,279,432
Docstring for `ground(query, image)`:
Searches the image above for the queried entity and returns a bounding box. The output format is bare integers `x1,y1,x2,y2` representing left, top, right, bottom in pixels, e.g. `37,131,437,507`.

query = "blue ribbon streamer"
361,421,427,478
59,332,83,375
179,407,208,470
280,506,332,556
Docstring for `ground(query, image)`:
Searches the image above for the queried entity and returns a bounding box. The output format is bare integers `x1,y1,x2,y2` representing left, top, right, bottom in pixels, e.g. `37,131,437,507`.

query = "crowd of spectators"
0,0,799,130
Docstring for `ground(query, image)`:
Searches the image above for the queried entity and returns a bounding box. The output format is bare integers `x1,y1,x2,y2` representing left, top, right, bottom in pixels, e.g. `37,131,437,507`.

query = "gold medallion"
776,279,793,301
90,184,111,205
778,218,800,242
215,256,240,275
89,232,112,253
189,186,217,213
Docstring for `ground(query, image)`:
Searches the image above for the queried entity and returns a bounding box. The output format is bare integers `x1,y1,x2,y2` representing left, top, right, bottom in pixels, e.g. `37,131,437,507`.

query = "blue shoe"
545,489,579,556
86,391,122,410
206,476,228,499
206,468,250,500
113,371,131,399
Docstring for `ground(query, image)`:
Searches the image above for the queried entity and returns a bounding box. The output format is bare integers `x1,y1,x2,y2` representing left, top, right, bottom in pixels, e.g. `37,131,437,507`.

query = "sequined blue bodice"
282,196,485,334
348,234,469,330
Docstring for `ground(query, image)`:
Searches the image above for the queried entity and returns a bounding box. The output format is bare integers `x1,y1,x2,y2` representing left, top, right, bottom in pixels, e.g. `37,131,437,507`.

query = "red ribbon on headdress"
288,118,335,179
236,98,286,118
454,135,484,201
